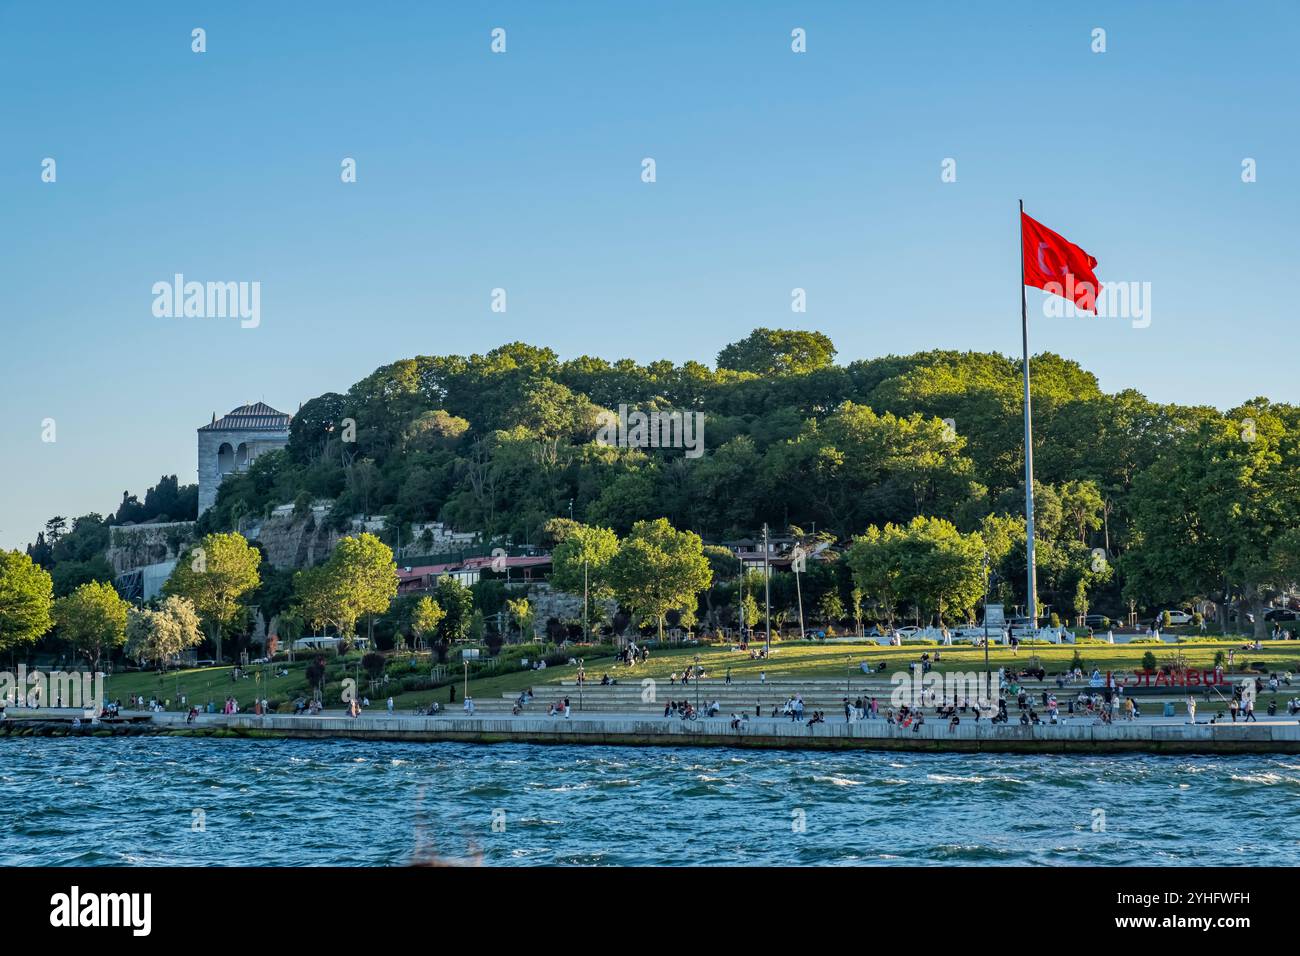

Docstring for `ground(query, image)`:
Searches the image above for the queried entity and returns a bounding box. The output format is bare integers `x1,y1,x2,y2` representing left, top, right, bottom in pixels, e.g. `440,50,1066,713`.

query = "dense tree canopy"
0,550,55,655
165,532,262,662
54,580,129,669
18,328,1300,646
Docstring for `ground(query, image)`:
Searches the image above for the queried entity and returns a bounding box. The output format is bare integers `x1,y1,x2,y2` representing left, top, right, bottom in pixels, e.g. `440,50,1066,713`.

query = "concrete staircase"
463,677,1263,717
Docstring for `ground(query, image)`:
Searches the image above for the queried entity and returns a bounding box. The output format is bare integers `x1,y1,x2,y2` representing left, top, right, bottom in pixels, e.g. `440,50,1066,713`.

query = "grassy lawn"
100,637,1300,713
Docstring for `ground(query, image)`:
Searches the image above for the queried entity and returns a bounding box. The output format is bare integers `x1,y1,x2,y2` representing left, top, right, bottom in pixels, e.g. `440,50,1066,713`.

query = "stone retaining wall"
142,713,1300,754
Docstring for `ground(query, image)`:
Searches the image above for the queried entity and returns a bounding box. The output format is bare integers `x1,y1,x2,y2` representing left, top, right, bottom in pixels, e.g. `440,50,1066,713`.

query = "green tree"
125,596,203,668
165,532,261,663
335,533,399,642
410,596,445,648
818,591,844,626
550,523,619,627
893,517,986,626
53,580,129,670
716,328,837,376
0,550,55,658
845,525,904,628
505,597,534,641
293,533,397,639
736,590,760,632
847,517,985,627
1059,479,1105,544
433,575,474,642
1123,406,1300,640
763,403,979,539
607,518,713,640
293,565,347,637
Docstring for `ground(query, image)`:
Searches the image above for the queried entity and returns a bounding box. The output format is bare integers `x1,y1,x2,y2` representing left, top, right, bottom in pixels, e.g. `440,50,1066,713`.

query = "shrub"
304,656,327,690
1141,651,1158,672
361,652,386,680
1049,613,1061,628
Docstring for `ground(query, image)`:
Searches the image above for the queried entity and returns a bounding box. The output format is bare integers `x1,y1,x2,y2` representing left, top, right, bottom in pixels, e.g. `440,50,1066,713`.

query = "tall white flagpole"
1020,200,1038,628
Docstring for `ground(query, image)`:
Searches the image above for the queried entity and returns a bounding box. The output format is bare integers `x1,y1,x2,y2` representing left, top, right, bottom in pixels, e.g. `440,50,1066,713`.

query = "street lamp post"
694,653,700,716
739,554,746,643
762,524,772,658
982,554,991,682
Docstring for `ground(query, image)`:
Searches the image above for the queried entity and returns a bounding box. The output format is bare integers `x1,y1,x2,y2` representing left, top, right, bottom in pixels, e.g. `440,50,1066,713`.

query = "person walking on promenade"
760,671,766,685
1186,695,1197,724
563,696,571,719
387,696,394,716
725,668,732,686
1244,697,1257,722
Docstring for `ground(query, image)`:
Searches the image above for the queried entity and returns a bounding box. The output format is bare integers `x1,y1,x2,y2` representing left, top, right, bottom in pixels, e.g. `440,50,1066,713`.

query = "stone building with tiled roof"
197,402,292,514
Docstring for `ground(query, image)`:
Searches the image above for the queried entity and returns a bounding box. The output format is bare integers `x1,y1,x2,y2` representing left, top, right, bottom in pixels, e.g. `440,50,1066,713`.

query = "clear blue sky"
2,1,1296,550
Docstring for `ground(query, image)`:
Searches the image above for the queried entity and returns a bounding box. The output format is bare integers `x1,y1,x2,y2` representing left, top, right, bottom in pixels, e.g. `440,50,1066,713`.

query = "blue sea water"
0,738,1294,866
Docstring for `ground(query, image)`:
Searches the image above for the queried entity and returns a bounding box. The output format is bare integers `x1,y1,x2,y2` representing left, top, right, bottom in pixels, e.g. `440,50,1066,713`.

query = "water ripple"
0,738,1295,866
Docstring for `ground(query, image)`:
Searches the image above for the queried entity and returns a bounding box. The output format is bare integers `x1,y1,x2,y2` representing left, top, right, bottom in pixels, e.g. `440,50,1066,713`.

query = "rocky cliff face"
525,582,617,627
242,508,344,570
106,522,197,575
107,505,481,574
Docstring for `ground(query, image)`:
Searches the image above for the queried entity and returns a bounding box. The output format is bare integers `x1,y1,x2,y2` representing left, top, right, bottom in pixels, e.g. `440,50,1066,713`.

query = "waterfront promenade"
6,705,1299,753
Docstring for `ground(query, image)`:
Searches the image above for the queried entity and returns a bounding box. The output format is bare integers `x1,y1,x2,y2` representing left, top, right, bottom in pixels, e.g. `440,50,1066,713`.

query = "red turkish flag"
1022,212,1101,312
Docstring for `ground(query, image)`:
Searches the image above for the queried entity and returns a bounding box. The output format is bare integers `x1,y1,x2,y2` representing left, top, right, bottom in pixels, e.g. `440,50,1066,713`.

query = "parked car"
1083,614,1110,628
1264,608,1298,622
1150,610,1193,627
896,626,922,638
